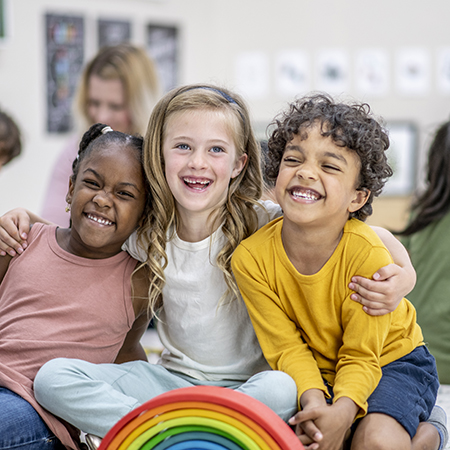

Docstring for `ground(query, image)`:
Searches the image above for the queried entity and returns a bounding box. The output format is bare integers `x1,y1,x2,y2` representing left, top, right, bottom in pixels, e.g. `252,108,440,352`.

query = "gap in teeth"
184,178,209,185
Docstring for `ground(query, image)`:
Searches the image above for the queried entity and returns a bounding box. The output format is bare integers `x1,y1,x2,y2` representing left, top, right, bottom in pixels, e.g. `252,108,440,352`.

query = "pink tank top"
0,223,137,448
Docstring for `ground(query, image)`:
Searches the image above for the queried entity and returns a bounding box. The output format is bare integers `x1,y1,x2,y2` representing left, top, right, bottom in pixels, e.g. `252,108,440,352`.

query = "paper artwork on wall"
437,48,450,95
146,24,178,93
315,49,349,94
98,19,131,48
355,49,389,97
275,50,310,96
395,48,430,96
46,13,84,133
235,51,270,99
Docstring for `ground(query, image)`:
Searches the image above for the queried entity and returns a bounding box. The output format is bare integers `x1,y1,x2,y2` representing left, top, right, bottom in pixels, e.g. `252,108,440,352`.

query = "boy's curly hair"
266,93,393,221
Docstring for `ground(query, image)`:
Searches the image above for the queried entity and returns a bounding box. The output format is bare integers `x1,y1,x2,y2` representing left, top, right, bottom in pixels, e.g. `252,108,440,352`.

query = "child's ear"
348,188,370,213
231,154,248,179
65,178,74,205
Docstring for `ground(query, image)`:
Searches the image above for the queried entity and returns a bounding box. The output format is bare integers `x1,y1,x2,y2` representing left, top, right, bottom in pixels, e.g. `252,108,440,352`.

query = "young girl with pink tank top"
0,123,151,450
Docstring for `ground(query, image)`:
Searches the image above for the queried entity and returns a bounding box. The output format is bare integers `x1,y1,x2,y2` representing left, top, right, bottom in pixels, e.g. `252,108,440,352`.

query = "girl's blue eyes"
176,144,225,153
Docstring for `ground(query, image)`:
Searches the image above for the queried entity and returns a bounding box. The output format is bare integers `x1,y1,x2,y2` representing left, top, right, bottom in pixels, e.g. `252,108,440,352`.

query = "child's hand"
290,400,355,450
349,263,413,316
290,414,322,449
0,208,31,256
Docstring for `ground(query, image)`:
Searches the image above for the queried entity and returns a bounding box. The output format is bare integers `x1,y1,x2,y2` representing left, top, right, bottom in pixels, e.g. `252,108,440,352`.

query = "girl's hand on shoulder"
349,263,414,316
0,208,32,256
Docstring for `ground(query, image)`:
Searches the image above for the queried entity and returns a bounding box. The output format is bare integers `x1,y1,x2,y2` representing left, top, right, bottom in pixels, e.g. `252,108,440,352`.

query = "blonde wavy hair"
137,84,264,315
75,43,160,135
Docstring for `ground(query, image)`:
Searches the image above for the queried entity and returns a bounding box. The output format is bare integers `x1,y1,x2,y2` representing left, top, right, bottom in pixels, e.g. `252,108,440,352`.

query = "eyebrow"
83,168,143,192
285,145,348,165
171,135,231,146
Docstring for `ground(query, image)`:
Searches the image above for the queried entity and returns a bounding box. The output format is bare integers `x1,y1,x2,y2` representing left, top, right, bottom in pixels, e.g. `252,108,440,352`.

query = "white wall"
1,0,450,224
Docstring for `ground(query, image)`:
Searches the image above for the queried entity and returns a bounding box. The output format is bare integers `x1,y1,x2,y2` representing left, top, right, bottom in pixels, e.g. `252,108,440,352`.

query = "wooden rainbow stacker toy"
98,385,304,450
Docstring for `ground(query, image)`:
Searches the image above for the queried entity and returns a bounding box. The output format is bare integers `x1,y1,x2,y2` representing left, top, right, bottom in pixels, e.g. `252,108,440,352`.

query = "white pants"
34,358,298,438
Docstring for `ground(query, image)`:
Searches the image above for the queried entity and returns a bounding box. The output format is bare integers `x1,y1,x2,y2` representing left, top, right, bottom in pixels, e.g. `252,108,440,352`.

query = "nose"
296,162,317,181
187,149,207,170
93,190,112,208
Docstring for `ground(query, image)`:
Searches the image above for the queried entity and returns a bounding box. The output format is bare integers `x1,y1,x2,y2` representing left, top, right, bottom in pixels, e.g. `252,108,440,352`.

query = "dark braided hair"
266,93,392,221
397,121,450,236
71,122,151,222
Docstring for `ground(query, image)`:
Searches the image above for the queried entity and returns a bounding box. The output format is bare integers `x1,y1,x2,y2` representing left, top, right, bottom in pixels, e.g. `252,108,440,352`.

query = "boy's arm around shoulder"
350,225,416,316
231,242,326,404
114,263,151,364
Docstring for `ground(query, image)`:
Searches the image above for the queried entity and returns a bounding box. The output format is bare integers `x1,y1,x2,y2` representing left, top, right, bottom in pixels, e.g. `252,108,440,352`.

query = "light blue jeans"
0,387,64,450
34,358,298,438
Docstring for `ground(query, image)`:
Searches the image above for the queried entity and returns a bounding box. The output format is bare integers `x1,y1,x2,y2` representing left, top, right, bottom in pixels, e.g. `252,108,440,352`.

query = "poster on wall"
98,19,131,48
355,49,389,97
146,24,178,93
315,49,349,94
275,50,310,96
235,51,270,100
46,13,84,133
395,48,430,96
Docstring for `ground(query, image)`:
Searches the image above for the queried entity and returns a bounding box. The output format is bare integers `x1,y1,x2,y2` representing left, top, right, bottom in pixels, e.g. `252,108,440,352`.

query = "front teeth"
183,177,211,189
292,190,320,201
87,214,113,226
183,177,210,185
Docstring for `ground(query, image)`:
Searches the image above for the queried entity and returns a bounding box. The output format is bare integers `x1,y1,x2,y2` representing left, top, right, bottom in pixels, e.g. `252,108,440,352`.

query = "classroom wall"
1,0,449,231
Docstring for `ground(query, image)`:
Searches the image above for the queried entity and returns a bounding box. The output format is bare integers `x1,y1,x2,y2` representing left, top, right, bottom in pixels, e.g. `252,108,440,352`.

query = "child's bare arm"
0,253,12,284
0,208,51,256
349,226,416,316
114,312,150,363
114,264,151,364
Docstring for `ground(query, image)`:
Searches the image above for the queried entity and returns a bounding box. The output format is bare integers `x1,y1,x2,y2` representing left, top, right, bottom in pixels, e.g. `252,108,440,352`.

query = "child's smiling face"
275,124,369,230
65,143,146,258
162,108,247,227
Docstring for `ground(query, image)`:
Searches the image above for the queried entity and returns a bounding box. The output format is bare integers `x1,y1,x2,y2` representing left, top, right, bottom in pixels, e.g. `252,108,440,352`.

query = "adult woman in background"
41,43,160,226
397,120,450,385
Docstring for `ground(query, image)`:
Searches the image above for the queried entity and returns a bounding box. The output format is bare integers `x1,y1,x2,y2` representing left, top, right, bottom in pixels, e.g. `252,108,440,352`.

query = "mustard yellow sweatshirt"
231,217,423,415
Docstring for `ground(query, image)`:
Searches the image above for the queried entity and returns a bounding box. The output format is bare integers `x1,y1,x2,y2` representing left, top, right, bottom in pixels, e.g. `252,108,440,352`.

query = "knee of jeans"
269,371,297,401
34,358,73,405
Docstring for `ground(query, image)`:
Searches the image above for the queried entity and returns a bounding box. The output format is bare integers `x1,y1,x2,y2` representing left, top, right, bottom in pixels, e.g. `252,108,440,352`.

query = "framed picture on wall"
382,122,417,196
46,13,84,133
98,19,131,48
146,24,179,93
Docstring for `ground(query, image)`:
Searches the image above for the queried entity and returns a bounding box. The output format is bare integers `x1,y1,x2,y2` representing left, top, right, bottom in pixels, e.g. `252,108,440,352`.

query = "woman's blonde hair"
137,84,263,314
75,43,160,135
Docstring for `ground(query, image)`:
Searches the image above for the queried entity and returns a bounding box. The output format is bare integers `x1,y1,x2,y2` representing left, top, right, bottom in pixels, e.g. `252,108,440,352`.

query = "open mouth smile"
86,213,114,226
289,187,323,201
183,177,212,191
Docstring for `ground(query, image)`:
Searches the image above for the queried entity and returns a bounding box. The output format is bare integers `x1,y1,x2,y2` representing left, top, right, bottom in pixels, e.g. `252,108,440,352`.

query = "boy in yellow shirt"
231,94,444,450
